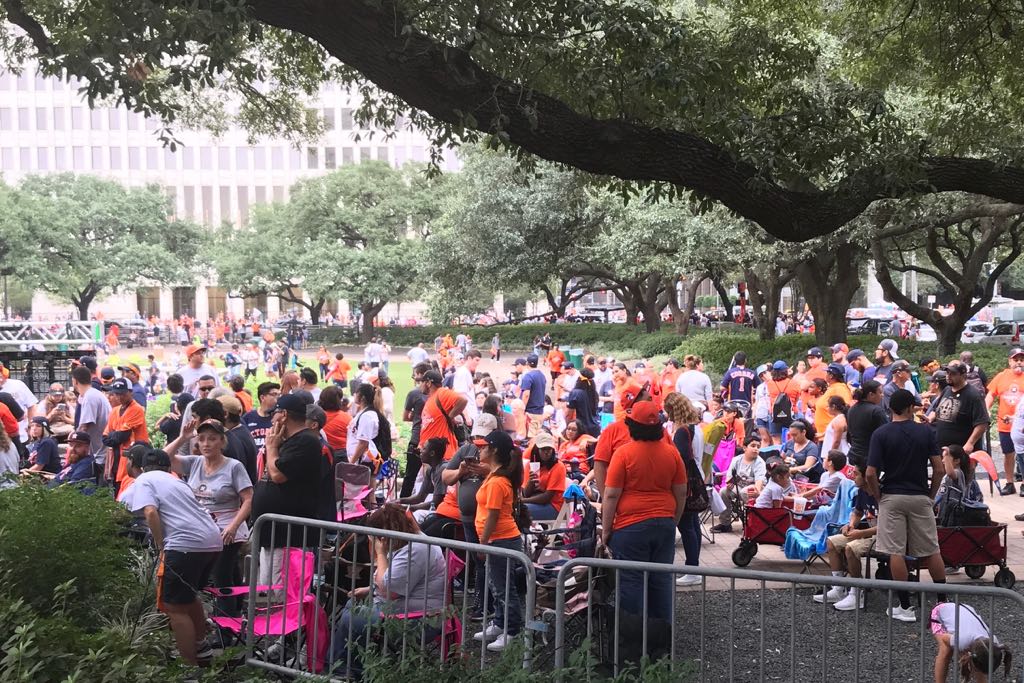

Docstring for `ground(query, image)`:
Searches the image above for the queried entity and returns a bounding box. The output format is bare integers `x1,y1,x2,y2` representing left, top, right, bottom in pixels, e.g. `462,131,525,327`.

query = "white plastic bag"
709,486,727,515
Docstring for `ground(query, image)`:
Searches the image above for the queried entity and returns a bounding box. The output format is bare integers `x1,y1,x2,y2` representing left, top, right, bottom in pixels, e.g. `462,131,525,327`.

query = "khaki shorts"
828,533,875,558
875,494,940,557
526,412,544,438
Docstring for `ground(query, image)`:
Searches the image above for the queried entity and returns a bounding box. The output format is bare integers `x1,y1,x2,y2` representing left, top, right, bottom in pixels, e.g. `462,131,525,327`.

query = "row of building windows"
0,105,365,133
0,144,426,173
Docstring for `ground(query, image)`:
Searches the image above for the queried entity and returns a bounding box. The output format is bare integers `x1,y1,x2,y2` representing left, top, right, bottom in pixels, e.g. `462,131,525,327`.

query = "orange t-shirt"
419,387,460,460
327,360,351,382
474,474,520,541
105,400,150,487
435,486,461,520
605,439,687,531
235,390,253,413
594,419,631,465
988,369,1024,432
317,351,331,366
767,377,800,414
547,349,565,374
559,436,596,474
814,382,853,436
535,460,568,512
0,403,16,437
323,409,352,451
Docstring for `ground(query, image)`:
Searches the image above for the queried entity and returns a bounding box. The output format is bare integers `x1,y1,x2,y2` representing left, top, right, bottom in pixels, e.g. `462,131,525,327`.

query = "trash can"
569,348,584,369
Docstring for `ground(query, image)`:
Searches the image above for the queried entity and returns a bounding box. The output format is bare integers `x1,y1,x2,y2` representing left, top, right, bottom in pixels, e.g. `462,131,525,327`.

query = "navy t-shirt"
242,410,275,452
566,388,600,437
520,370,547,415
29,438,60,474
866,420,939,496
721,366,757,404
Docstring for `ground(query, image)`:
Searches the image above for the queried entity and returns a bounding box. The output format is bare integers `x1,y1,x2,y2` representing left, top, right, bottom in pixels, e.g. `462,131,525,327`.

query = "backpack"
354,409,392,468
964,366,985,396
771,380,794,427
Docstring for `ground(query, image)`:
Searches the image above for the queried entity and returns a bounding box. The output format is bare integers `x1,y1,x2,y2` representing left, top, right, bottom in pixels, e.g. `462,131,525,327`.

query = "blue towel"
783,478,857,561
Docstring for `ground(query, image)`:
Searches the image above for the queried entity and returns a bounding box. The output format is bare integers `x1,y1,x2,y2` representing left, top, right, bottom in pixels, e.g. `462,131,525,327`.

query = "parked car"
976,321,1024,347
914,324,937,342
961,322,993,344
846,318,895,336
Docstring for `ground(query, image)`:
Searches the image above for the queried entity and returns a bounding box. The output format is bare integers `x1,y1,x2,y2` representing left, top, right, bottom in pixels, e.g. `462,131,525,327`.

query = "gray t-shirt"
129,470,223,552
179,455,253,541
377,536,447,614
446,443,485,520
76,386,111,463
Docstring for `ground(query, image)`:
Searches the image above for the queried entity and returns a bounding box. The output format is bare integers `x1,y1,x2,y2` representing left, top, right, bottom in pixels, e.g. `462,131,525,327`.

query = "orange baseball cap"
619,381,646,412
184,344,206,358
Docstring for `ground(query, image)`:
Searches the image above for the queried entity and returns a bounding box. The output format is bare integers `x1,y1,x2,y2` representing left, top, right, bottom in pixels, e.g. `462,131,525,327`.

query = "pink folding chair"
336,462,373,522
381,550,465,660
206,548,329,673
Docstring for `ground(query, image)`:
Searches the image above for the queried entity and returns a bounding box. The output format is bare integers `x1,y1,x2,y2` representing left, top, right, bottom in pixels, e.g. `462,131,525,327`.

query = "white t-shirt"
76,386,111,462
407,346,429,365
129,470,223,552
348,409,381,460
176,364,222,395
1,378,38,439
822,414,850,454
365,343,382,363
818,470,848,495
0,441,18,489
559,372,578,395
452,367,477,420
755,479,796,508
932,603,1000,650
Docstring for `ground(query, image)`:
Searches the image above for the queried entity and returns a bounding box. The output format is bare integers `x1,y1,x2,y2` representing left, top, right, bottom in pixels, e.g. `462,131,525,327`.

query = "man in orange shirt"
327,352,351,389
418,370,468,460
985,347,1024,494
102,378,150,494
546,346,566,384
228,375,254,413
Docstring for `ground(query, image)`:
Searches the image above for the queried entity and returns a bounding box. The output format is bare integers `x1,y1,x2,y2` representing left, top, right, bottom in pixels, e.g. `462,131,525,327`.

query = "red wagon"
731,500,814,567
938,523,1015,588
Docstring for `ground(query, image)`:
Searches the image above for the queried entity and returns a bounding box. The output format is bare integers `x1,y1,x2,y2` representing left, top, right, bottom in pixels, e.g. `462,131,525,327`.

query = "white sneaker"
887,606,917,622
473,622,502,642
833,590,864,611
675,574,702,587
945,566,961,575
813,586,846,603
486,633,515,652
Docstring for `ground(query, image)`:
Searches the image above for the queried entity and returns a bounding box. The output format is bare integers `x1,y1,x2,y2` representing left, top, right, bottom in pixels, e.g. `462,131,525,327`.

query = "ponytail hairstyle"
788,419,817,443
769,462,791,482
575,368,599,412
960,637,1011,681
683,354,701,371
827,396,848,415
354,382,383,413
852,379,882,402
490,440,524,493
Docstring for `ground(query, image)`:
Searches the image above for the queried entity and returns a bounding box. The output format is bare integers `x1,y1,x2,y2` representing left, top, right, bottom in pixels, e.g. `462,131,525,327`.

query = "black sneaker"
1000,483,1017,496
711,523,733,533
1014,512,1024,522
1018,487,1024,497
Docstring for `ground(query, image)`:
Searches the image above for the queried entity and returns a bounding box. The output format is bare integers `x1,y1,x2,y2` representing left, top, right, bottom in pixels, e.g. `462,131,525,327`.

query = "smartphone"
57,403,68,412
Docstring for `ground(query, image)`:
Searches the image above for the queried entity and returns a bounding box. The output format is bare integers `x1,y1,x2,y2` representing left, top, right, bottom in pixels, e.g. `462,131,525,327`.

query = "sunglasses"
198,386,214,392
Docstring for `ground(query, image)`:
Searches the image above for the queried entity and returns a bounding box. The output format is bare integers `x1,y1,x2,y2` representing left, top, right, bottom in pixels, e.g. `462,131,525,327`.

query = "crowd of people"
0,331,1016,681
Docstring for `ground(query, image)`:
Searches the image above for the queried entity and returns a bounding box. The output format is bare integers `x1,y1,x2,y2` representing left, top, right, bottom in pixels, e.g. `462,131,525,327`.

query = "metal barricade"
551,559,1024,682
243,514,538,681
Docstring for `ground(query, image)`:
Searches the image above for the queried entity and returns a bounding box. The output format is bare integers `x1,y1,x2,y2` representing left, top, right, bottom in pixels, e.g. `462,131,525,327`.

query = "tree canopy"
1,0,1022,241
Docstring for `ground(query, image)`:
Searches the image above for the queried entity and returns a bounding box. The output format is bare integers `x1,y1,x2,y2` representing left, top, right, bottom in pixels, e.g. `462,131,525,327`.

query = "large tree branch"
237,0,1024,242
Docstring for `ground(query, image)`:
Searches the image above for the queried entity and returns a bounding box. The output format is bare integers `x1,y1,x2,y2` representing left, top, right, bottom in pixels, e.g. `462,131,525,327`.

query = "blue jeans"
461,518,492,613
677,512,701,567
328,603,381,678
607,517,676,620
525,502,558,520
485,536,523,634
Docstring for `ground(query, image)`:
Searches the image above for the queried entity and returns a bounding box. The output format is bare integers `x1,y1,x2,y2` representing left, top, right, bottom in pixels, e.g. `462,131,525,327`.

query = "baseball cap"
422,370,443,386
930,370,948,384
106,377,131,394
305,405,327,429
846,349,865,362
141,449,172,469
533,431,556,450
291,389,315,405
772,360,789,372
216,394,243,416
118,362,142,376
482,429,515,455
184,344,206,358
196,418,227,435
526,353,539,367
825,363,845,378
274,393,307,417
619,381,646,411
755,363,769,376
878,339,900,359
831,343,849,354
127,442,153,469
514,357,527,366
175,392,195,413
30,416,50,432
77,355,98,371
67,430,91,444
628,401,663,426
890,360,911,374
806,347,823,358
1010,348,1024,359
562,361,575,370
99,367,116,382
470,413,498,440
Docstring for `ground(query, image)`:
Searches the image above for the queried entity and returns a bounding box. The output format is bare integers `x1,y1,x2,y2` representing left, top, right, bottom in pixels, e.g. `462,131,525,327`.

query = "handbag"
435,395,468,445
513,492,532,532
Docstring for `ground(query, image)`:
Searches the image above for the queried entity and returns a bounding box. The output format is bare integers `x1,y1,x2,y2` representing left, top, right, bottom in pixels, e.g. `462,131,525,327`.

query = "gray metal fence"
551,558,1024,682
243,513,538,681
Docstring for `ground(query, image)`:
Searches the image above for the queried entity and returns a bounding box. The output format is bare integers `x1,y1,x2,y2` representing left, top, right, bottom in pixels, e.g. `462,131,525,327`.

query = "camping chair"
336,462,373,522
969,451,999,495
206,547,329,673
378,550,466,661
782,478,857,572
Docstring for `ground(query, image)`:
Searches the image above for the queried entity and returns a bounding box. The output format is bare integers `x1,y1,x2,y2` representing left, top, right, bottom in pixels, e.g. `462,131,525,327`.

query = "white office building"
0,67,457,323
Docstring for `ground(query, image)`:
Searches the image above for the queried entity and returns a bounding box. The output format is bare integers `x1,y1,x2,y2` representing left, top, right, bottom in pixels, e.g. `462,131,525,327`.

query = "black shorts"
158,549,219,607
999,431,1016,456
